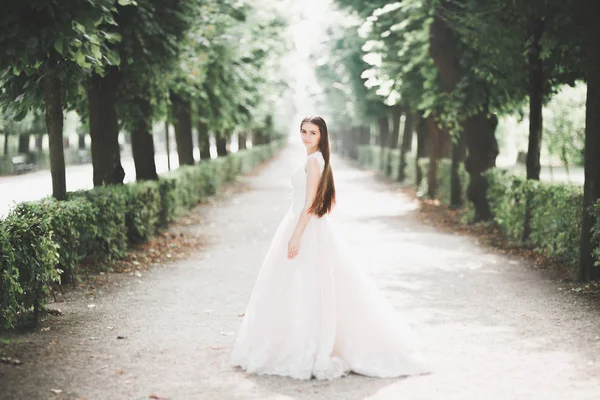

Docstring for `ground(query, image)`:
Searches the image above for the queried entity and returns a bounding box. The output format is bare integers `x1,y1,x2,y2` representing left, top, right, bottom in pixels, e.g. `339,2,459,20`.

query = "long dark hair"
301,116,336,217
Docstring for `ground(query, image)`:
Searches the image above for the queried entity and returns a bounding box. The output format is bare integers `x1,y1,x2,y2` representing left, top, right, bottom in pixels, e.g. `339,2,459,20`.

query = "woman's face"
300,122,321,152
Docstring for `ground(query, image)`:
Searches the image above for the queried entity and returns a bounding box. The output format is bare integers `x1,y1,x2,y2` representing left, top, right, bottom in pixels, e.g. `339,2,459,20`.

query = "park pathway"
1,142,600,399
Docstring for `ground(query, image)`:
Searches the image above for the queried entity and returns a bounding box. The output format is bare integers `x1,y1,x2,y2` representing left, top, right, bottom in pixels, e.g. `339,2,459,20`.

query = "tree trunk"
526,18,545,181
378,115,390,171
18,135,30,154
398,110,415,182
359,126,370,146
89,67,125,186
253,130,264,146
131,97,158,181
238,131,247,151
170,91,194,166
35,136,43,151
426,116,444,198
415,115,428,188
578,8,600,282
216,131,228,156
522,17,545,242
3,134,8,156
198,120,211,159
43,72,66,200
349,127,359,159
429,10,498,221
450,132,466,208
387,107,402,176
463,112,499,221
78,134,86,150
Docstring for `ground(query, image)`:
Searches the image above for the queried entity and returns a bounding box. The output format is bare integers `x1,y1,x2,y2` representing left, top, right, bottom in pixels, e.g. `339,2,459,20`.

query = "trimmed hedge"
593,202,600,267
0,140,285,328
357,145,416,183
349,145,600,271
485,168,585,266
414,158,469,208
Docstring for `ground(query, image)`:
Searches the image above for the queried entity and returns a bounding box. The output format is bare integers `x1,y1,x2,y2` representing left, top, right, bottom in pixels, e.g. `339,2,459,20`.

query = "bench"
77,149,92,164
11,154,36,174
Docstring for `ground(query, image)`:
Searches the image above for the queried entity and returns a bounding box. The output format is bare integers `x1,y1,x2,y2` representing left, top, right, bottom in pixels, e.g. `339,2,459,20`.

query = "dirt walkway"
1,144,600,399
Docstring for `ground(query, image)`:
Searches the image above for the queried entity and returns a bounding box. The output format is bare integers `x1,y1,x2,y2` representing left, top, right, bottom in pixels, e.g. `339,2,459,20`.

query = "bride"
231,116,430,380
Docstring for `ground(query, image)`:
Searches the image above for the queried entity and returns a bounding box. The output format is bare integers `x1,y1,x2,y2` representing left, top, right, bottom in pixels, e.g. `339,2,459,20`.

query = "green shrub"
0,140,285,329
437,159,469,207
12,197,95,284
485,168,529,241
69,186,128,263
357,145,417,184
158,176,178,226
0,156,12,175
486,168,584,265
358,145,373,167
417,158,467,203
0,212,59,328
122,182,162,244
590,201,600,267
528,183,583,265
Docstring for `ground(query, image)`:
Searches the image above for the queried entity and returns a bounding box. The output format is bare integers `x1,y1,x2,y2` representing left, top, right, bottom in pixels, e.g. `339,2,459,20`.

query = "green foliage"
414,158,469,206
529,183,583,265
438,160,469,207
357,145,416,183
485,169,529,241
0,142,284,329
69,187,129,263
0,211,59,329
122,183,162,244
12,197,95,284
485,168,584,266
592,202,600,267
544,82,586,167
0,0,120,117
166,0,291,136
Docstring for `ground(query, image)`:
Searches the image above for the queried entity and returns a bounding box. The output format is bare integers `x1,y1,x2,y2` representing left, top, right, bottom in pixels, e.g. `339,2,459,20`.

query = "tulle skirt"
230,209,430,380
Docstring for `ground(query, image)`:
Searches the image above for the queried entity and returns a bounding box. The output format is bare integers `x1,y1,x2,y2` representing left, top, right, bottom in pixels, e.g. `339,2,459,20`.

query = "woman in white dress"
231,116,430,380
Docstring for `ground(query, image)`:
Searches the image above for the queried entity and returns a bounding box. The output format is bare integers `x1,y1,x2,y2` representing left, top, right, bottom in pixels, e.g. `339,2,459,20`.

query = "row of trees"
0,0,291,192
314,0,599,280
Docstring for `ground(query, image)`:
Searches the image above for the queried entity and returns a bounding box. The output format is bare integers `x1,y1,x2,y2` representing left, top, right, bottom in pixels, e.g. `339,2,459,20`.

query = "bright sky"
288,0,334,118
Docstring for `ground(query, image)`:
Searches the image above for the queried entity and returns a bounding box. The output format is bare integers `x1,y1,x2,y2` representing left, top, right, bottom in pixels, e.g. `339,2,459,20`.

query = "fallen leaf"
149,394,170,399
50,389,63,394
0,357,22,365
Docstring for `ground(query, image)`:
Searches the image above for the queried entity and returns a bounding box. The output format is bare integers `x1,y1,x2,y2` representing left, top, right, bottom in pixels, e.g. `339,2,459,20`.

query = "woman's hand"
288,235,301,259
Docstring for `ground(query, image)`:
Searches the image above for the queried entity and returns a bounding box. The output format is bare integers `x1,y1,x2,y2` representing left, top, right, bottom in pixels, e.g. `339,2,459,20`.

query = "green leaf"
91,44,102,60
75,51,92,69
53,39,65,55
106,51,121,66
26,37,39,49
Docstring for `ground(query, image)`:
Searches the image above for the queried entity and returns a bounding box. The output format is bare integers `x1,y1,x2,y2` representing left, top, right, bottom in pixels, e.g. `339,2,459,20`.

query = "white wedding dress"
231,151,430,380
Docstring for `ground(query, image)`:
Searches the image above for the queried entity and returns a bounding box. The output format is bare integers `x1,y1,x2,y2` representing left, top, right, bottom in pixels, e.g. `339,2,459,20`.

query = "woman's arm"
287,158,320,259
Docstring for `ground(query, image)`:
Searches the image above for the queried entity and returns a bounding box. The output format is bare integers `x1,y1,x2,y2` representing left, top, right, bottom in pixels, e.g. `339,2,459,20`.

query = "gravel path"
1,143,600,400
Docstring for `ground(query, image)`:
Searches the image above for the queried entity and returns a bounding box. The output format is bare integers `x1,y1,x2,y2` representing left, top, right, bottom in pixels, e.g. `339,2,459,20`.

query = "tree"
577,0,600,281
0,0,118,199
439,0,586,232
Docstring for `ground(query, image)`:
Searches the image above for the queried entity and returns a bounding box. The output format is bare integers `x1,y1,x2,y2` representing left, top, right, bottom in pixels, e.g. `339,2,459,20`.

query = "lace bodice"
290,151,325,215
